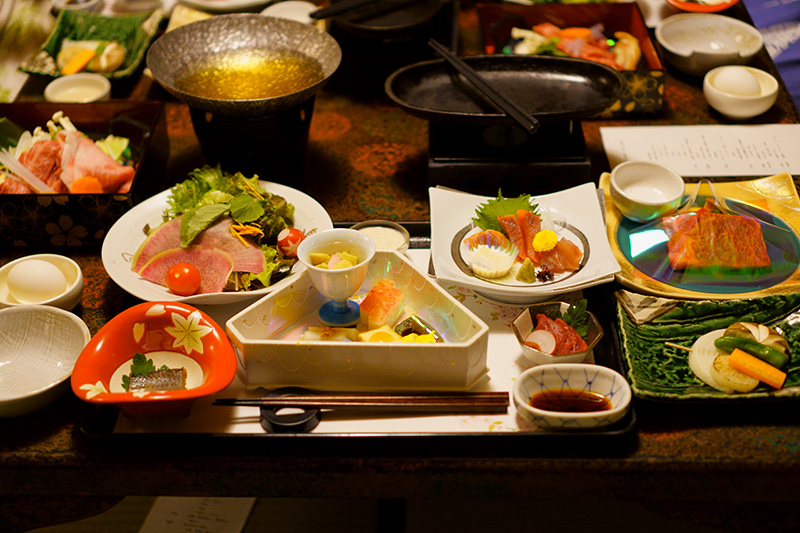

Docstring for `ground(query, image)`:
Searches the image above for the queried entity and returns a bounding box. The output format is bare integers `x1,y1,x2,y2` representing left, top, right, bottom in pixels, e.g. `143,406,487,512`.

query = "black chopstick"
310,0,377,19
428,38,540,134
214,392,509,414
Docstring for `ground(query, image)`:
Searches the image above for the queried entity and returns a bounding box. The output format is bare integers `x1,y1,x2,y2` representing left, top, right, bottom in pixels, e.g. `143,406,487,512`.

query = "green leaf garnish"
559,299,589,338
180,203,230,247
122,352,160,391
472,190,539,233
230,194,265,224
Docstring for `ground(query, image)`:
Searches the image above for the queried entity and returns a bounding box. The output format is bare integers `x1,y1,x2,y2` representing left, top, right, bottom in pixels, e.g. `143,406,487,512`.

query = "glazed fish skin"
129,368,187,392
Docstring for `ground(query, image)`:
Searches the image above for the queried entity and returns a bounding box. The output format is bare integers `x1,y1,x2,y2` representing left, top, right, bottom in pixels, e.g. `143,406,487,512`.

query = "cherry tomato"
277,227,305,258
165,263,201,296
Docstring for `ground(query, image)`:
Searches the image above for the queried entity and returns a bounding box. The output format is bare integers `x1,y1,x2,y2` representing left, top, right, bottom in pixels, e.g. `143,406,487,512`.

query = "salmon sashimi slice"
516,209,541,262
532,22,561,38
498,214,527,262
464,229,510,249
58,130,135,193
558,38,620,70
537,238,583,273
18,139,68,193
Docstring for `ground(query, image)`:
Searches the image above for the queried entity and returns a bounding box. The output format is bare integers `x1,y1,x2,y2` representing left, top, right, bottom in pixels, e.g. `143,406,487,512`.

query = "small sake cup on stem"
297,229,376,326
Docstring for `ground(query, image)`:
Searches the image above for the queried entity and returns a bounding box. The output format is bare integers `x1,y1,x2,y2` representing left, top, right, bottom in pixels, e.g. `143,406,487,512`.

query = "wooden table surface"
3,2,800,531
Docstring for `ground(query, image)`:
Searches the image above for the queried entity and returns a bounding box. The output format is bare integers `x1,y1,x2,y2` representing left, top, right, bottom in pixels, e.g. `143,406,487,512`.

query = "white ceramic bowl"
513,363,632,429
0,305,91,417
0,254,84,311
297,228,377,302
350,220,411,253
703,66,779,119
512,301,603,366
44,73,111,103
655,14,763,76
609,161,685,223
261,1,318,24
51,0,102,12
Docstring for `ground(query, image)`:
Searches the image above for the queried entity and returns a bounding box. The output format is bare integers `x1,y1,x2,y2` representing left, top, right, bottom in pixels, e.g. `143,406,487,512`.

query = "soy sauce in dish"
529,388,612,413
175,48,324,100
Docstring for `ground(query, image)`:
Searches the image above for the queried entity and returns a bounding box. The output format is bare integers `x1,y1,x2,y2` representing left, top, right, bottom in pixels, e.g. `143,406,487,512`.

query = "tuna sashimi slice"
58,130,135,193
534,314,588,355
132,217,265,274
139,247,233,294
552,318,588,355
498,214,527,262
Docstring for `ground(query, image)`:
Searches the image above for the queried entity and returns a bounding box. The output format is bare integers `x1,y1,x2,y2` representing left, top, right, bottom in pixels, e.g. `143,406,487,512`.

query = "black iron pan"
330,0,445,40
385,54,624,125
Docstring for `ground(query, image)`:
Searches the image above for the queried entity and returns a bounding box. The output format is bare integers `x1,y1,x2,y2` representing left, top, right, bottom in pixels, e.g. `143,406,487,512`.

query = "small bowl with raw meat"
71,301,237,417
0,101,164,250
513,363,631,429
512,300,603,366
609,161,685,223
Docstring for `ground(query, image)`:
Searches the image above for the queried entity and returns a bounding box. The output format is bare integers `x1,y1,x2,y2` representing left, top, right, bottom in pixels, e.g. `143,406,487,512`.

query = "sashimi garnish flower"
532,230,558,252
80,381,108,399
165,310,213,355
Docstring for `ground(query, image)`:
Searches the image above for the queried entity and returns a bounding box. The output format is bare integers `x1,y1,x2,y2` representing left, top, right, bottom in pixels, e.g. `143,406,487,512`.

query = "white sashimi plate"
430,184,621,305
102,181,332,305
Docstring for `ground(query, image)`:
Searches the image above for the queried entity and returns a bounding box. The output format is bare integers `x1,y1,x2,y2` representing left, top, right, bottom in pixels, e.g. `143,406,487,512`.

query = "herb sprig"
472,190,539,233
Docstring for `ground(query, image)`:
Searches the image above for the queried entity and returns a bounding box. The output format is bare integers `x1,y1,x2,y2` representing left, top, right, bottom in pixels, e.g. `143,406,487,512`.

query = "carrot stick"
560,27,593,40
61,49,96,75
728,348,787,389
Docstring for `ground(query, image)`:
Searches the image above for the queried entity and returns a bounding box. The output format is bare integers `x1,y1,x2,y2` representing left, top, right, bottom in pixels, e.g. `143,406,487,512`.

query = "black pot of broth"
146,14,342,182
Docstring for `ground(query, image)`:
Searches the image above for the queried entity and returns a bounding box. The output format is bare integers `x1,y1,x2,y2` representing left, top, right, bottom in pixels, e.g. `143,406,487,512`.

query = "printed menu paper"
600,124,800,176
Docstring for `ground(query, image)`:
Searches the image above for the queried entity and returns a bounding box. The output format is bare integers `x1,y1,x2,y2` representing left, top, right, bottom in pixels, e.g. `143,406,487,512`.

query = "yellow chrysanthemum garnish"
532,230,558,252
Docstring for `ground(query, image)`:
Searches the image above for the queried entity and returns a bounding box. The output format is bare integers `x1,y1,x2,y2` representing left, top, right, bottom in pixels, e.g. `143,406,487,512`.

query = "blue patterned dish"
513,363,631,429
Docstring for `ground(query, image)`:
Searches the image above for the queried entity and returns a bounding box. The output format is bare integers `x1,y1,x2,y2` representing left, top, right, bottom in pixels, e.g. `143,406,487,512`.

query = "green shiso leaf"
230,194,264,224
472,190,539,234
180,203,230,247
559,299,589,338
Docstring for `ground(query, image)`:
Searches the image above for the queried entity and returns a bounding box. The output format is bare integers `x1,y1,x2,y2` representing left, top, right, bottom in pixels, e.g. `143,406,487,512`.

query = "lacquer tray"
600,172,800,299
614,289,800,402
80,227,636,452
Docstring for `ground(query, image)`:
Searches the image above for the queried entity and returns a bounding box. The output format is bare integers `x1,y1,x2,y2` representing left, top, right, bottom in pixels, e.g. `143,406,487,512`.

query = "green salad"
164,164,296,291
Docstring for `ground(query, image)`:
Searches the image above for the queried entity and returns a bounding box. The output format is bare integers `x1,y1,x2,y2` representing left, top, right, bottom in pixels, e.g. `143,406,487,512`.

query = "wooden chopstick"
214,392,509,414
428,38,540,134
310,0,377,19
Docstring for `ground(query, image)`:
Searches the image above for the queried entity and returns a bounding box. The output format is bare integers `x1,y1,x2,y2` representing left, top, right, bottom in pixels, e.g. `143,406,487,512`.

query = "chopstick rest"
254,387,322,434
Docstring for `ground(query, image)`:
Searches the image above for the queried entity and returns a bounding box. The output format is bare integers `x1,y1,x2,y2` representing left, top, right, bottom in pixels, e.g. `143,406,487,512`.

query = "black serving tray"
79,222,637,457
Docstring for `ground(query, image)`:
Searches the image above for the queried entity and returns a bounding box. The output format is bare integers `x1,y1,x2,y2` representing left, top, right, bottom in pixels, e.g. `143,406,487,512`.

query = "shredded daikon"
0,148,55,193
